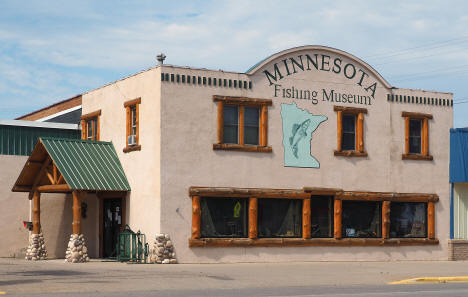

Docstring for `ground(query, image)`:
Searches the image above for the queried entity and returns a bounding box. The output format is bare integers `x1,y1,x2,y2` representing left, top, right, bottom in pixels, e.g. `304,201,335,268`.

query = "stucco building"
5,45,454,262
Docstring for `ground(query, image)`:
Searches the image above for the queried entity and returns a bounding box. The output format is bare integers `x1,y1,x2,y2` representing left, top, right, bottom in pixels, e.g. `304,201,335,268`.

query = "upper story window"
402,111,433,160
81,110,101,141
213,95,272,153
334,106,367,157
123,98,141,153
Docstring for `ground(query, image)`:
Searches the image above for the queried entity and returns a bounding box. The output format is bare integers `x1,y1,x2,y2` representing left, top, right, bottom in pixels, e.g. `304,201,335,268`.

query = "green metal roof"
40,137,131,191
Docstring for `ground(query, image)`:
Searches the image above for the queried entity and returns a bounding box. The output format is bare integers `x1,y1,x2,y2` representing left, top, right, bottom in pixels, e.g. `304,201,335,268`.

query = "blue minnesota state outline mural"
280,102,327,168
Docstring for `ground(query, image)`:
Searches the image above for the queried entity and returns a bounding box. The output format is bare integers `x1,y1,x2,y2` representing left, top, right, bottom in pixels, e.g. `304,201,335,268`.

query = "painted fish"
289,119,311,158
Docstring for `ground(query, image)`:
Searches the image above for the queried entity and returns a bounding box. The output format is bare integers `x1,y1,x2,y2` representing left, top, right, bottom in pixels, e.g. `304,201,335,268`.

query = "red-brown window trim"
334,106,368,157
188,186,438,247
80,110,101,141
213,95,272,153
123,98,141,153
402,111,433,161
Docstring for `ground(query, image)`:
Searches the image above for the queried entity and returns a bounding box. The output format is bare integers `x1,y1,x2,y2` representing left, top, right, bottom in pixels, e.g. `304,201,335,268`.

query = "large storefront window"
310,196,333,238
258,199,302,238
342,201,381,238
390,202,427,238
200,197,248,238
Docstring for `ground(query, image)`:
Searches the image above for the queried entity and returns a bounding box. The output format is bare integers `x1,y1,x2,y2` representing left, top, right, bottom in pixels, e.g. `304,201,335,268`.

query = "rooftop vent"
156,53,166,65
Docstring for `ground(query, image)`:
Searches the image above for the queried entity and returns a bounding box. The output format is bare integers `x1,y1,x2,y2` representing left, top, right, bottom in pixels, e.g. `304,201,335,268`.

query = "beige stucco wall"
0,155,98,258
81,67,162,239
158,47,452,262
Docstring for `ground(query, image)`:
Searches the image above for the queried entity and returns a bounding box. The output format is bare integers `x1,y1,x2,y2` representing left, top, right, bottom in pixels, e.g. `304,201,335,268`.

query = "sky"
1,0,468,127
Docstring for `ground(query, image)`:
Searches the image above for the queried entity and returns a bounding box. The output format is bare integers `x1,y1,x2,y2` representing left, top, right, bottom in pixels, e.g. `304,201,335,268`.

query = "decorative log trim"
96,115,100,141
217,102,223,144
422,118,429,156
189,187,310,199
136,103,139,144
404,117,410,154
36,184,70,192
249,198,258,239
402,154,433,161
213,95,272,106
72,191,82,234
336,191,438,202
189,237,439,247
81,119,86,140
334,199,342,239
303,187,342,196
81,109,101,120
32,157,52,190
57,174,65,185
123,97,141,108
213,143,272,152
336,110,342,152
125,106,130,146
32,190,40,234
428,201,435,239
334,105,368,114
192,196,201,239
334,150,368,157
382,201,391,239
46,171,55,185
260,105,268,146
53,163,57,184
123,145,142,153
357,112,364,152
303,199,311,239
401,111,433,119
239,105,244,145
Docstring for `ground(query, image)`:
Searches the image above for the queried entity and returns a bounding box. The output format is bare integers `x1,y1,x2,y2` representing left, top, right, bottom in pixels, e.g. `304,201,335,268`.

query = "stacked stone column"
65,234,89,263
151,234,177,264
25,233,47,260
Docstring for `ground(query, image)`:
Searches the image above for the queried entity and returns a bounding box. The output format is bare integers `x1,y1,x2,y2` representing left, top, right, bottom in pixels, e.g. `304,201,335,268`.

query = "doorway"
102,198,122,258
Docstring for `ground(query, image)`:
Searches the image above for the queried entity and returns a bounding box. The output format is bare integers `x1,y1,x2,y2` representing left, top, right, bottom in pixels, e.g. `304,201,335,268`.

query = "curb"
389,276,468,284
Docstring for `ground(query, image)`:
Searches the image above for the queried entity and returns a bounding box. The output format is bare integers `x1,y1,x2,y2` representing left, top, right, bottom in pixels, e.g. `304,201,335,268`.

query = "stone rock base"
25,233,47,261
150,234,177,264
65,234,89,263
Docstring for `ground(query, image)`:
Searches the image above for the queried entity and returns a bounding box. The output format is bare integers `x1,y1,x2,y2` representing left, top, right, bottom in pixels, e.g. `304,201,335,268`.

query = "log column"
72,191,82,234
191,196,201,239
382,201,391,239
334,199,342,239
249,198,258,239
302,198,311,239
428,201,435,239
32,190,41,234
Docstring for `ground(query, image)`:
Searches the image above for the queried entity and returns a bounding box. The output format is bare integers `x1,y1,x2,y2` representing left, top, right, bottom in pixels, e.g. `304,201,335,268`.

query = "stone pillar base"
150,233,177,264
25,233,47,261
65,234,89,263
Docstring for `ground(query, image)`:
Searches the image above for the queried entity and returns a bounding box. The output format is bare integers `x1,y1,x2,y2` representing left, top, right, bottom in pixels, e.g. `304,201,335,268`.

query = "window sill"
213,143,272,153
189,237,439,247
123,145,141,153
402,154,433,161
334,150,368,157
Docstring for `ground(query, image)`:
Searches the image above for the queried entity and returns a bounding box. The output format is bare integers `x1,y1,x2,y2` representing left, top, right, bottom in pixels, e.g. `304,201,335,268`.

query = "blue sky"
1,0,468,127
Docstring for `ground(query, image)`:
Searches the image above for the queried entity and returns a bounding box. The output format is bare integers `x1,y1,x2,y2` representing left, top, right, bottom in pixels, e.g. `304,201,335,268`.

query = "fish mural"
281,102,327,168
289,119,311,158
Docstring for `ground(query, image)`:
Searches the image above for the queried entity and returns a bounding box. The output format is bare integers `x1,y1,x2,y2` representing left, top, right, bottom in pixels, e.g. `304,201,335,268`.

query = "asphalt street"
2,258,468,296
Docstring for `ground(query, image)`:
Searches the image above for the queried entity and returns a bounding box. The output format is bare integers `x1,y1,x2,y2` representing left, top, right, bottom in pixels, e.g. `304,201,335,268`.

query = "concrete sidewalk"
1,258,468,295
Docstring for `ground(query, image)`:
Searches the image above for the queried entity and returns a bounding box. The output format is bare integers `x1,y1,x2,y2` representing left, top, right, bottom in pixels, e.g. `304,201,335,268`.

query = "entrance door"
102,198,122,258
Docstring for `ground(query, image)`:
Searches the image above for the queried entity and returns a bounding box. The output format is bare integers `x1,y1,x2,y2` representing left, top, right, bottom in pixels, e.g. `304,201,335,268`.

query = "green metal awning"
13,137,131,192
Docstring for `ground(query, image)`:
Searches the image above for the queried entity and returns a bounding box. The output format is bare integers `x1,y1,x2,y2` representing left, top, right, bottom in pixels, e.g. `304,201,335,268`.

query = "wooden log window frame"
334,106,368,157
213,95,272,153
123,98,142,153
188,186,438,247
402,111,433,161
81,110,101,141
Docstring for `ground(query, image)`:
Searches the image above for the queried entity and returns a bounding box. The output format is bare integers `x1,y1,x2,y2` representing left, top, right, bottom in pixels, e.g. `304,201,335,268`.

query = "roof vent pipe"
156,53,166,65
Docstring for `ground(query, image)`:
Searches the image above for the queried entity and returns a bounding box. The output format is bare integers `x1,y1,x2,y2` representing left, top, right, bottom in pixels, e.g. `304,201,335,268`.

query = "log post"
428,201,435,239
357,113,364,152
422,118,429,156
191,196,201,239
260,105,268,146
302,198,311,239
32,190,41,234
72,191,82,234
337,111,342,151
217,102,223,144
334,199,342,239
249,198,258,239
382,201,391,239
